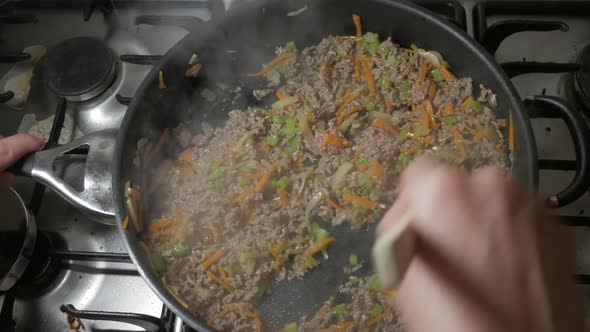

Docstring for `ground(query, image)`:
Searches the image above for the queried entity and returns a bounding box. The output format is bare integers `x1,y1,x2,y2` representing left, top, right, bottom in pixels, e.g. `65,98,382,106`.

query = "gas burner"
17,232,60,292
573,44,590,111
43,37,116,102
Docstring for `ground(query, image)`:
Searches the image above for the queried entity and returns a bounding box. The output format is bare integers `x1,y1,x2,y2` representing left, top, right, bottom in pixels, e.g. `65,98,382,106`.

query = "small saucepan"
0,187,36,291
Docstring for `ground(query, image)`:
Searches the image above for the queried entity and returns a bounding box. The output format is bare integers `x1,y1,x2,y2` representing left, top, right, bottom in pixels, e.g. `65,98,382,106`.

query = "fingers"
401,157,473,232
0,134,44,170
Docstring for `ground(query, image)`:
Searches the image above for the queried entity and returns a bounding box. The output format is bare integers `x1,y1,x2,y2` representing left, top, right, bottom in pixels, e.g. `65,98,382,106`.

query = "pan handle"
7,129,117,223
60,305,165,332
525,96,590,208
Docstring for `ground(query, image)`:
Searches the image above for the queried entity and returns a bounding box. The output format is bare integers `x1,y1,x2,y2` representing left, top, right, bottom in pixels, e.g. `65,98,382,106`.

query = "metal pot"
0,187,36,291
8,0,590,330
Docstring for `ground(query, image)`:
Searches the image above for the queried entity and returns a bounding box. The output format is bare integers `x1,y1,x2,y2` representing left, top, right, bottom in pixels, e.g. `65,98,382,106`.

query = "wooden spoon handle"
372,209,416,289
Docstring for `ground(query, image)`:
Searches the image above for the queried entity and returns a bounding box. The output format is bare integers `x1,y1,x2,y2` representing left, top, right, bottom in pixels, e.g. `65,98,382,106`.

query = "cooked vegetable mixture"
130,15,510,332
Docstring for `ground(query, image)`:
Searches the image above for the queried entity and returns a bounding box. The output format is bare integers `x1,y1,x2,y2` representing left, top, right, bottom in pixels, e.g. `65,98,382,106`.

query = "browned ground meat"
135,31,510,332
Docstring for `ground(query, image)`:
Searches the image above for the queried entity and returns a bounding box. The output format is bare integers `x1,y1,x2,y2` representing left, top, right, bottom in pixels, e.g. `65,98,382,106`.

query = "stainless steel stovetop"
0,1,589,331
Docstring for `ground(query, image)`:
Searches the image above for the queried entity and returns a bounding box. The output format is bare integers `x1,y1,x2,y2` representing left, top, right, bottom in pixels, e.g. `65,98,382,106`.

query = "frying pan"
9,0,590,330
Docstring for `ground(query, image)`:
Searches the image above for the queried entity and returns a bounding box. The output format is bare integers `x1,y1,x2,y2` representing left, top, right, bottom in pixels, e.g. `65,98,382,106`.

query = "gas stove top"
0,1,589,331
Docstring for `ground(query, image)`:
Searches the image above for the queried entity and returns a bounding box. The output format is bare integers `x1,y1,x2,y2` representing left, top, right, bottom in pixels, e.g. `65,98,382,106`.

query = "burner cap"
43,37,116,102
574,45,590,109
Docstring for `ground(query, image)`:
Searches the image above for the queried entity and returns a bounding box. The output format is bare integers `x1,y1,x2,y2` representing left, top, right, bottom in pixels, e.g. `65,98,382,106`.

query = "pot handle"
525,96,590,208
7,129,117,223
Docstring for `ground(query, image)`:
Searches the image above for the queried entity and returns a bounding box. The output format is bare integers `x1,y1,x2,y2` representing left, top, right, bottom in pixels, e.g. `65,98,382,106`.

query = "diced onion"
371,111,394,122
235,129,258,149
287,5,308,16
330,162,354,188
271,96,298,110
126,197,142,232
188,53,199,65
304,190,326,224
297,112,321,155
417,50,441,67
338,113,358,133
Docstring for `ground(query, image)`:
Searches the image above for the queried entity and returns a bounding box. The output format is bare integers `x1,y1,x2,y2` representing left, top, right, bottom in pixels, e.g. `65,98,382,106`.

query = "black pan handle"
525,96,590,208
60,305,165,332
6,152,35,176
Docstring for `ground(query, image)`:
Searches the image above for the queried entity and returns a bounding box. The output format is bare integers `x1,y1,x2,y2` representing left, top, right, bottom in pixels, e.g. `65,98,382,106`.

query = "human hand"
378,157,584,332
0,134,44,186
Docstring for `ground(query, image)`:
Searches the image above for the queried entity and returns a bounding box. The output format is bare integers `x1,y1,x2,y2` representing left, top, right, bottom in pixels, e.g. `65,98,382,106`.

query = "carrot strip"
413,136,436,145
166,285,189,308
410,117,421,123
278,188,289,207
337,105,362,125
252,310,263,332
185,63,202,78
353,14,362,38
127,187,141,202
379,287,396,297
207,270,233,292
342,88,352,99
370,159,385,177
356,56,373,62
146,128,169,162
423,100,439,131
179,149,192,163
436,65,456,82
201,249,227,270
254,174,270,193
213,159,225,167
352,149,363,164
474,129,488,141
386,100,393,109
441,104,455,116
496,143,503,150
359,163,369,172
305,236,336,257
239,172,265,179
336,92,361,115
327,197,344,210
336,322,354,328
233,186,253,203
158,70,166,89
247,52,295,77
400,146,420,153
428,83,437,101
149,217,172,234
460,96,474,109
355,59,362,82
449,125,464,141
367,310,391,327
363,61,376,95
325,134,350,148
314,299,333,321
458,142,468,159
343,192,378,209
375,118,398,135
422,110,430,133
269,246,284,272
417,63,433,84
464,126,478,136
276,90,286,100
122,216,129,230
509,112,515,151
217,264,228,282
